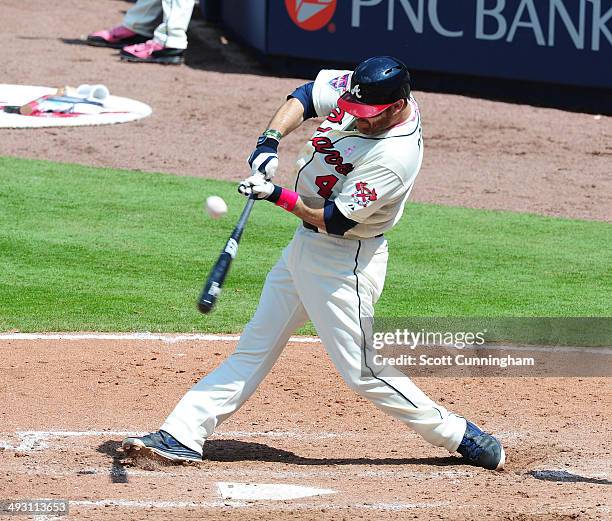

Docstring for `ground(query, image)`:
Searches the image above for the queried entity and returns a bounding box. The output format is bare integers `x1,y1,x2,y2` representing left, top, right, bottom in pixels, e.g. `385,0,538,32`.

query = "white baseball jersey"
295,69,424,239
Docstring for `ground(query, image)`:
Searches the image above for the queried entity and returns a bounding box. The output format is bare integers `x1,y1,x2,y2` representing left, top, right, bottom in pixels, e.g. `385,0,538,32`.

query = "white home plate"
217,482,335,501
0,84,151,128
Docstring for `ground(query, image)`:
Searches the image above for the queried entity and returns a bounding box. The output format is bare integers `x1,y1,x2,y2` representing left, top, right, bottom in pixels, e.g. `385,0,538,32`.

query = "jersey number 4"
315,175,338,199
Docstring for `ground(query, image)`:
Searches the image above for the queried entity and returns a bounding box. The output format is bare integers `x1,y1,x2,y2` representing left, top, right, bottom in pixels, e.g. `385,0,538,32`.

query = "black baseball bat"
197,196,256,313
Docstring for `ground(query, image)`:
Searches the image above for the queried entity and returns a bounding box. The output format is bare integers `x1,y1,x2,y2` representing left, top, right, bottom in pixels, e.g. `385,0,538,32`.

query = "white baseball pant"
161,226,466,453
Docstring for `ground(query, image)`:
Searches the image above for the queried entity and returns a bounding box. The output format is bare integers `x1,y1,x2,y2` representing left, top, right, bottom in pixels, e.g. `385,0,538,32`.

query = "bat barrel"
196,196,256,314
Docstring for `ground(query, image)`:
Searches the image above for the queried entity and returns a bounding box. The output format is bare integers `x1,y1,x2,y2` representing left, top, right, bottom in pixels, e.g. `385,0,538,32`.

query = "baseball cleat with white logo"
457,421,505,470
121,430,202,462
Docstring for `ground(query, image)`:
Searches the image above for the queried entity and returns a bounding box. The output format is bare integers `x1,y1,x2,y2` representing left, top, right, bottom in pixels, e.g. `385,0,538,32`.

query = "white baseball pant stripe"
123,0,195,49
162,227,466,453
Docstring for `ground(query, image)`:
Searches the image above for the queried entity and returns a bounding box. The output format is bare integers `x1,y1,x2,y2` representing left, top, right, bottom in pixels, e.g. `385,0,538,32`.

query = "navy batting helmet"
338,56,411,118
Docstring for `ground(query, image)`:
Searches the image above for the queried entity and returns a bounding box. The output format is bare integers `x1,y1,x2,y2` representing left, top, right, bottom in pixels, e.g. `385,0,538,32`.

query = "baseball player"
123,56,505,471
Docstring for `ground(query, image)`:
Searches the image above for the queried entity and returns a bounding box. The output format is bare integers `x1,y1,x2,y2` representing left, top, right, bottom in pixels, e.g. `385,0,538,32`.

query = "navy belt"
302,221,383,238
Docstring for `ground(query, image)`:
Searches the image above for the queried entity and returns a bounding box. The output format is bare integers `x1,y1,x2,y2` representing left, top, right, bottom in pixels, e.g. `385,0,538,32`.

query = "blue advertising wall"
219,0,267,52
219,0,612,90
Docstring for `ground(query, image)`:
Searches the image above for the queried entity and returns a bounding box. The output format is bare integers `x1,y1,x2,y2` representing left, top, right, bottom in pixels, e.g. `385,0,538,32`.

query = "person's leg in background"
122,0,163,37
153,0,196,50
87,0,160,48
119,0,195,63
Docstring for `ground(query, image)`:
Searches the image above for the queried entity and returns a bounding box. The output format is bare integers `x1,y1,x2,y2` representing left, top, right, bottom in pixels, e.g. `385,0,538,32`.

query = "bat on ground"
197,196,256,313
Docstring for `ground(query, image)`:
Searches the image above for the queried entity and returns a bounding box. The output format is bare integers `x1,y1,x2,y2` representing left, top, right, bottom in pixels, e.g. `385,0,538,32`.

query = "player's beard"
355,107,396,135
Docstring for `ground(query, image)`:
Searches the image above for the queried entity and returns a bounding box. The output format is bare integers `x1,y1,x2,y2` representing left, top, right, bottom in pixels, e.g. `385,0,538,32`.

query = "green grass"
0,157,610,332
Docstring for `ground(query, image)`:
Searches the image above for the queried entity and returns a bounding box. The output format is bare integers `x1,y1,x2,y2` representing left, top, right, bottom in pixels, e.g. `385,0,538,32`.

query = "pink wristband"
275,188,299,211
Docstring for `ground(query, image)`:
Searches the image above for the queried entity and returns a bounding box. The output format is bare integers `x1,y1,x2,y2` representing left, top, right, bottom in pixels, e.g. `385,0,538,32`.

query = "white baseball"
205,195,228,219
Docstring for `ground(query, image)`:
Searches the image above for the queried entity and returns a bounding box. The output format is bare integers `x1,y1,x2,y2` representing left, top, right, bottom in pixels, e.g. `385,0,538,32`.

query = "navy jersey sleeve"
288,82,316,120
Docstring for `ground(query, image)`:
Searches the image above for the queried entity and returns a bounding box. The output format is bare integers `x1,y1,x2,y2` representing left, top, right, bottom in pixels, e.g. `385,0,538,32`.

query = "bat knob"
197,299,213,314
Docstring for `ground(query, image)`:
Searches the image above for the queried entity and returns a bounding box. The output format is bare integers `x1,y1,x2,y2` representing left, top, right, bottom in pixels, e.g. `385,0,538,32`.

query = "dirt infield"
1,0,611,222
0,336,610,520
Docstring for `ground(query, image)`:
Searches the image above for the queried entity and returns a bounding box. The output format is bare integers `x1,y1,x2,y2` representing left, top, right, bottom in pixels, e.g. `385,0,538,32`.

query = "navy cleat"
121,430,201,463
457,421,505,470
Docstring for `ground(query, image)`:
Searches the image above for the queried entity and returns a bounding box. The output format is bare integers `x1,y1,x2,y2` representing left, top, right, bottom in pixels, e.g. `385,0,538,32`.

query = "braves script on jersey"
295,70,423,239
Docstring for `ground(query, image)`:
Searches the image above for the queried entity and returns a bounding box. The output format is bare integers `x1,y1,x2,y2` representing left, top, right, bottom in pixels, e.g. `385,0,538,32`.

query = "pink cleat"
120,39,184,64
86,25,149,49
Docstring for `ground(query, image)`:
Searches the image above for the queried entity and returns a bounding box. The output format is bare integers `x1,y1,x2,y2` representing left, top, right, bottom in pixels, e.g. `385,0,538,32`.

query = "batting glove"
238,175,276,200
247,130,281,180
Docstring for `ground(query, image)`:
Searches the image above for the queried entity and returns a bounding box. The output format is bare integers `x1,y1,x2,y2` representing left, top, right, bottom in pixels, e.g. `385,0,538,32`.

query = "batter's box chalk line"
0,429,354,452
72,484,336,504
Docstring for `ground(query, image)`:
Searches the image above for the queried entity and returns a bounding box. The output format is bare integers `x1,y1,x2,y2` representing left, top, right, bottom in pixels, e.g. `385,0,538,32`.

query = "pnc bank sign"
287,0,611,52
